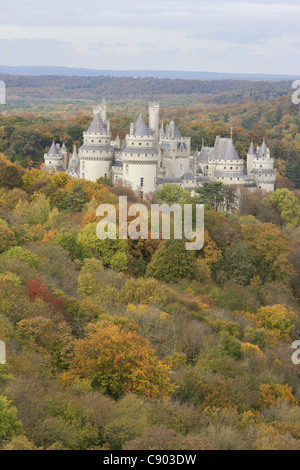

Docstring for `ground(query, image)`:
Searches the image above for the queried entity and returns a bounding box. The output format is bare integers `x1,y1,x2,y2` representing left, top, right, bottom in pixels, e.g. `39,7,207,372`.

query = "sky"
0,0,299,74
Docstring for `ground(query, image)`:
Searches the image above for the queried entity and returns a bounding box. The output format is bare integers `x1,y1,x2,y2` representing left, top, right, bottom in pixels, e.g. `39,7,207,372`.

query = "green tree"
156,185,192,204
0,396,23,445
0,226,17,253
146,239,200,282
0,165,23,189
196,182,226,211
270,188,300,227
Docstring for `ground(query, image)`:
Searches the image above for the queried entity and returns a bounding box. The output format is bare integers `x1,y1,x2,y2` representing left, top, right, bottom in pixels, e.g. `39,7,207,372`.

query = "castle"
44,99,276,195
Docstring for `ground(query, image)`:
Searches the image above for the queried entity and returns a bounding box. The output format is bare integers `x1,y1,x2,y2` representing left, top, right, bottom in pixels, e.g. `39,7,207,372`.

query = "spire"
134,114,151,137
172,121,182,139
160,120,165,138
258,138,267,158
248,140,255,155
48,141,59,156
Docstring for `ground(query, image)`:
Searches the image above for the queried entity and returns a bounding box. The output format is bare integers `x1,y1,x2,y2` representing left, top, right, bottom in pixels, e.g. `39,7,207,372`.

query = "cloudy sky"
0,0,299,74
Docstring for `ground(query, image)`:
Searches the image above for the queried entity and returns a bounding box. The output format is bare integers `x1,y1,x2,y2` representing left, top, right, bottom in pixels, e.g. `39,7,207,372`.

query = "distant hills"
0,65,297,81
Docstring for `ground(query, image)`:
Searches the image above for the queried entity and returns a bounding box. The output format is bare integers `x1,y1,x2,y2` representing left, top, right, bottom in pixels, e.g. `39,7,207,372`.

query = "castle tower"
78,105,114,182
44,141,66,172
159,121,191,178
148,102,160,146
121,113,158,196
246,140,256,173
67,144,80,178
247,138,276,191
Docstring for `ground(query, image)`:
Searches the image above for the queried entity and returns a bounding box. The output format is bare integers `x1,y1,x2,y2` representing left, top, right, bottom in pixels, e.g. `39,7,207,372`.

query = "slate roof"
215,171,245,178
112,160,124,167
214,138,240,161
257,139,267,158
80,144,113,152
173,122,182,139
250,169,276,175
48,141,59,156
87,114,107,134
248,140,256,155
134,114,151,137
122,147,158,155
198,147,214,163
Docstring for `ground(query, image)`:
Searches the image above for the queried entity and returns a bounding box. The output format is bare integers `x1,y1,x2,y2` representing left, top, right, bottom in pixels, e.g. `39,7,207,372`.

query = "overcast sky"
0,0,299,74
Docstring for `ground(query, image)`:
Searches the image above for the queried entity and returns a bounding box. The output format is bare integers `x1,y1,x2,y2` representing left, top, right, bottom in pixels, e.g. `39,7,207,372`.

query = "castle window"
139,143,142,146
140,178,144,187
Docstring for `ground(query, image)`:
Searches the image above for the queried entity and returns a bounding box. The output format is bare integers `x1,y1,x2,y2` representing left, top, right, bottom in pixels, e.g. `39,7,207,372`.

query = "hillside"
0,161,299,449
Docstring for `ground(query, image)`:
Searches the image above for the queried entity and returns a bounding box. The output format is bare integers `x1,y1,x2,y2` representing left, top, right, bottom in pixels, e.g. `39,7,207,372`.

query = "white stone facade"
44,99,276,195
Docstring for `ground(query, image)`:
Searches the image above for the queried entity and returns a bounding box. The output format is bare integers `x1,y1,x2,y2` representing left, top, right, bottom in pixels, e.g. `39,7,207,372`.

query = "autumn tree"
60,321,175,400
146,239,200,282
270,188,300,227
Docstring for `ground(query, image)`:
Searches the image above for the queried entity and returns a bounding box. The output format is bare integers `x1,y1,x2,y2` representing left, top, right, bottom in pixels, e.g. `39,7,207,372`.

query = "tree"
242,223,294,284
26,279,66,317
0,226,17,253
270,189,300,227
60,321,175,400
96,177,113,186
258,384,297,408
250,304,296,339
156,185,192,204
146,239,200,282
0,165,23,189
0,396,23,445
196,182,227,211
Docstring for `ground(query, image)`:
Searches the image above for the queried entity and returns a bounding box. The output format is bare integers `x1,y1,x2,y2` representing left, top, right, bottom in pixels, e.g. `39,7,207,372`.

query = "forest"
0,76,299,450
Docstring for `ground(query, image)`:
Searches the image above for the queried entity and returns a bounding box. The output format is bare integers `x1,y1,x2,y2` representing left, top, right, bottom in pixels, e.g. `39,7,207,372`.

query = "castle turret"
149,102,160,145
121,113,158,196
159,120,191,178
247,138,276,191
78,104,114,182
44,141,66,172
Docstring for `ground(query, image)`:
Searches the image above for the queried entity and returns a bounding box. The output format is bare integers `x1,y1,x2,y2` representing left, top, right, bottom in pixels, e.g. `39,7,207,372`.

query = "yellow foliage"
41,229,57,243
60,320,175,400
258,383,297,408
241,342,263,358
202,229,222,265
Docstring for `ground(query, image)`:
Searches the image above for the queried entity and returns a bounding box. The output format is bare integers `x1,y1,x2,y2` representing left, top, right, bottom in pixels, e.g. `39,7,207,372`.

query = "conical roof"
258,138,267,158
134,114,151,137
225,139,240,161
87,113,107,134
172,122,182,139
248,140,255,155
48,141,59,156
